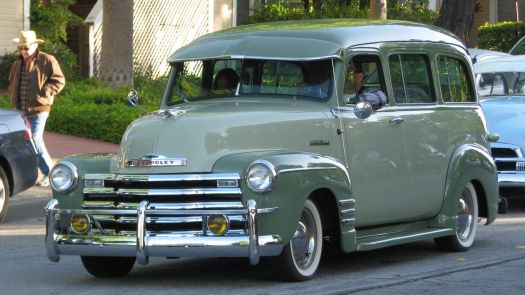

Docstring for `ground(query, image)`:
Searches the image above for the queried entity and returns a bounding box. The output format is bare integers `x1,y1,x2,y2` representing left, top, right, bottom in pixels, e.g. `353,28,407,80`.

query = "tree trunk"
302,0,309,12
370,0,387,20
99,0,134,89
435,0,476,44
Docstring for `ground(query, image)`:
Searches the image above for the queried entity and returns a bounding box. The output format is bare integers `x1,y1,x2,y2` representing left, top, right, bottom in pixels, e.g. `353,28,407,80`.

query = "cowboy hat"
12,31,44,46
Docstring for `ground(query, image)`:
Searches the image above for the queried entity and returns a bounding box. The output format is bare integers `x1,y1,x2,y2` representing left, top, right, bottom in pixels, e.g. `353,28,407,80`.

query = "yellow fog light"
71,214,91,234
207,214,229,235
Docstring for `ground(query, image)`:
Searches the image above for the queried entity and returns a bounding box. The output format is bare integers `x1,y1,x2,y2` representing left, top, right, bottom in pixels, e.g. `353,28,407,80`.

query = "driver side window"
344,54,388,109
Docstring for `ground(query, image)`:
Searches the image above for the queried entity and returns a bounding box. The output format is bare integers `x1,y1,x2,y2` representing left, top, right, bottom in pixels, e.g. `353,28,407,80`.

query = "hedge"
477,21,525,52
0,78,163,144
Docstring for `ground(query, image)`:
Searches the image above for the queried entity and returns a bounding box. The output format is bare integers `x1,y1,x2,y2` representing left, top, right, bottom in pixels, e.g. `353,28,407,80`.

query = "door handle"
389,117,405,124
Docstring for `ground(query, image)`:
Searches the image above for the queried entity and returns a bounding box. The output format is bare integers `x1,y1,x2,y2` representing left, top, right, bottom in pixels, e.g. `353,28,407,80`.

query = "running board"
356,228,455,251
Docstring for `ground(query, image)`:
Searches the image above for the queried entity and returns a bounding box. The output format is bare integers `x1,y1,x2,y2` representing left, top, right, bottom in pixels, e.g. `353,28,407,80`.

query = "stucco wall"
0,0,27,54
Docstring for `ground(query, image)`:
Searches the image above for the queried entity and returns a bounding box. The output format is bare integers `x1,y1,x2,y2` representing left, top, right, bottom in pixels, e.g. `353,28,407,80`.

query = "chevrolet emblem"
125,155,187,167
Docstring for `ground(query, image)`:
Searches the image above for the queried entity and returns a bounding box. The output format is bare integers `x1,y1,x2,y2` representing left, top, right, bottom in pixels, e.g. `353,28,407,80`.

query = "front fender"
213,152,352,244
430,144,498,228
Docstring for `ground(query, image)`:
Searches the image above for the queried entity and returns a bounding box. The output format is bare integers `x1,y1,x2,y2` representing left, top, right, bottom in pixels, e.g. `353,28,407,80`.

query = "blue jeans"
28,112,53,176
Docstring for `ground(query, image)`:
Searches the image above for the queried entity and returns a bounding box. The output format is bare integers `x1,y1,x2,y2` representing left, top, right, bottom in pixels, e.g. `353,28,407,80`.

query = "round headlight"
50,161,78,193
246,160,276,193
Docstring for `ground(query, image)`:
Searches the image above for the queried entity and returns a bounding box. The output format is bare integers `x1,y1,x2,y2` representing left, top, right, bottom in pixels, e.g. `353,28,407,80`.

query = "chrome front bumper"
498,172,525,187
45,199,282,266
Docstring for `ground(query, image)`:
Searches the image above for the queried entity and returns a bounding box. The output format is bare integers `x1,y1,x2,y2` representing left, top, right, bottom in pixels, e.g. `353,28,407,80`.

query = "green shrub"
243,0,368,24
47,101,145,143
0,52,18,90
40,42,81,82
1,76,163,143
388,0,438,25
477,21,525,52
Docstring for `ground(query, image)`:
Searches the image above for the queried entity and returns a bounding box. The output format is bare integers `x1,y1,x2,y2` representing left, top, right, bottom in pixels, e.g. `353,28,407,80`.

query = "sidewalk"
44,131,119,160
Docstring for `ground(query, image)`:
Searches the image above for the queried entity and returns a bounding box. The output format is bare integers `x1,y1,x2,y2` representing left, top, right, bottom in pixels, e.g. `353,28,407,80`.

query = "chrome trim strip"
278,166,337,175
342,218,356,226
146,215,245,224
82,201,114,209
45,199,60,262
113,173,241,182
84,187,243,195
84,174,115,180
338,199,356,206
247,200,259,265
83,187,115,194
54,235,283,258
340,208,356,217
148,201,244,210
136,200,148,265
147,216,202,224
116,188,242,196
51,207,278,216
497,173,525,187
494,157,525,162
490,143,523,158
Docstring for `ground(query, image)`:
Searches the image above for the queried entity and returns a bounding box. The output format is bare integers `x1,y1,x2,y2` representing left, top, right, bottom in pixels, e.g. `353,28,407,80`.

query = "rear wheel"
81,256,135,277
435,182,479,251
0,166,10,222
269,199,323,281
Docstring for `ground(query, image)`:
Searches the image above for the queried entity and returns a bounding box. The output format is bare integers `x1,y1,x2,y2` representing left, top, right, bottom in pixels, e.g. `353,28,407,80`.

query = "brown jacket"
8,50,65,113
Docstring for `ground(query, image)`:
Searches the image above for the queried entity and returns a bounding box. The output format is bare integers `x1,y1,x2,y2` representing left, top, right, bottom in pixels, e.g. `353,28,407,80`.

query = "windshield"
165,59,334,105
475,72,525,97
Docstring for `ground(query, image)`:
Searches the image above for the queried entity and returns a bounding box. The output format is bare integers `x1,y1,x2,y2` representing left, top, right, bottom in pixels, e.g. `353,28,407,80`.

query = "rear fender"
430,144,498,228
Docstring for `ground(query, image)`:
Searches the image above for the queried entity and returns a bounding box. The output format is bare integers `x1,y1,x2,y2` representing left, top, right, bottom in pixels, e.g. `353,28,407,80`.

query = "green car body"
45,19,498,281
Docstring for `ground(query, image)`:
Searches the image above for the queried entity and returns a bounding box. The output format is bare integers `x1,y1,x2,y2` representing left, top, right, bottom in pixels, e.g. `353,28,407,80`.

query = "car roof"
474,55,525,73
168,19,465,63
468,48,510,64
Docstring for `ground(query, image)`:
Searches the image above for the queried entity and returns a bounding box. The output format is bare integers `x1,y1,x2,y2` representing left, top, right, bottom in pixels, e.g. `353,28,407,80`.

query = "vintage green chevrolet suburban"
45,19,498,281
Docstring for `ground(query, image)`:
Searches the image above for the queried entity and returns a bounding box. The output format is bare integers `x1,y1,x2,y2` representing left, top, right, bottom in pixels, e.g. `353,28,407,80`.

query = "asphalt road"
1,187,524,294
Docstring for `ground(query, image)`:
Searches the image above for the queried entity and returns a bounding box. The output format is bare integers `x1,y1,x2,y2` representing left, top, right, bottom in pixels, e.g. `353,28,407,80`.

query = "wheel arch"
0,155,14,197
309,188,341,250
430,144,498,228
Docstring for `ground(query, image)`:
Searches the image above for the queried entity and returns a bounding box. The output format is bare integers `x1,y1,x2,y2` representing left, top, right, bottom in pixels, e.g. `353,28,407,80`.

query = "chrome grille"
81,173,246,235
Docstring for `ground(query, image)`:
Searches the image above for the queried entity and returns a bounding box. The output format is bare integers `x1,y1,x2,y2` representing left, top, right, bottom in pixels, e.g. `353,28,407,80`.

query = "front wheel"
435,182,479,251
269,199,323,281
0,166,10,223
81,256,135,277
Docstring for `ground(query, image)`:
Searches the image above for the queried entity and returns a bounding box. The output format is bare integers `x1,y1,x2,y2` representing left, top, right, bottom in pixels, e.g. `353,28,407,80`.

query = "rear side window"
389,54,435,104
437,56,475,102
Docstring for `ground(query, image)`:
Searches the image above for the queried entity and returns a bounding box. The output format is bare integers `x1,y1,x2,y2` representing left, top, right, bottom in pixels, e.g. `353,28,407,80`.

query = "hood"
479,96,525,150
115,98,335,174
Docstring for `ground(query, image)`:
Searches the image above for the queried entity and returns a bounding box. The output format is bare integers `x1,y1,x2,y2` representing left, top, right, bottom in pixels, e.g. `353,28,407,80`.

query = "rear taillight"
24,118,32,140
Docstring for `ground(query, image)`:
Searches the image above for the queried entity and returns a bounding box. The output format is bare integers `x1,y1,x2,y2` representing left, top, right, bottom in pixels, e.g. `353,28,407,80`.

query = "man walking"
8,31,65,186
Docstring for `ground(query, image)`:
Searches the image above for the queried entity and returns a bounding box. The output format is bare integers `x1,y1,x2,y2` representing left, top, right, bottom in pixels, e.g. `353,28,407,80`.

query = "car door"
386,52,448,220
339,52,412,227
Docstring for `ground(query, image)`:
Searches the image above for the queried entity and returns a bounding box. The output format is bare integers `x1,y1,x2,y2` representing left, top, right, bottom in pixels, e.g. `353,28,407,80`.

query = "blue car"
474,56,525,202
0,108,38,221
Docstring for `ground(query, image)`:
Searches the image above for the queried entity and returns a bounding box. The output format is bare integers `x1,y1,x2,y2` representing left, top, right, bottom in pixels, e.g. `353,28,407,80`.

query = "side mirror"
127,89,146,114
354,101,373,119
487,133,500,143
127,89,139,107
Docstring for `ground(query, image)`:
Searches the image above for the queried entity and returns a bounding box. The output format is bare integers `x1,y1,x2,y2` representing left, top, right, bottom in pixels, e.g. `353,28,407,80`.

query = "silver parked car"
474,55,525,202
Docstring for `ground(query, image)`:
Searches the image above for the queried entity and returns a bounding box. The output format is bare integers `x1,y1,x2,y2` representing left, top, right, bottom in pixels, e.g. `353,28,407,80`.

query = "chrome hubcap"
457,189,473,241
291,208,317,270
